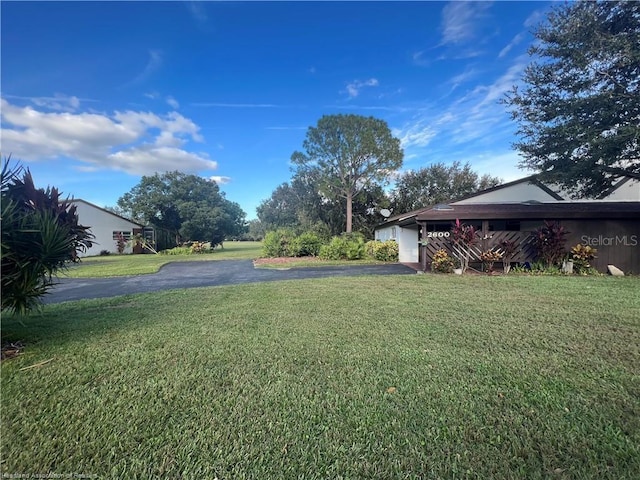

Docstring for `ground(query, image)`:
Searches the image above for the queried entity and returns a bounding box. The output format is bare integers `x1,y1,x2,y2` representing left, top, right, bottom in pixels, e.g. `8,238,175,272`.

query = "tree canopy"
503,0,640,197
117,171,246,246
257,170,390,239
391,161,502,213
291,114,403,232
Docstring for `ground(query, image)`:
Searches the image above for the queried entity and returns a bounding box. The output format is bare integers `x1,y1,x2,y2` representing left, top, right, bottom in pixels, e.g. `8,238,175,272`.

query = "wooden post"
482,221,489,252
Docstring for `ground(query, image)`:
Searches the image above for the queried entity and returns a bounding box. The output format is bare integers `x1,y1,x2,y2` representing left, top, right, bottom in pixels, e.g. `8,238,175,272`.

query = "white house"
452,175,639,204
375,175,640,265
73,200,148,257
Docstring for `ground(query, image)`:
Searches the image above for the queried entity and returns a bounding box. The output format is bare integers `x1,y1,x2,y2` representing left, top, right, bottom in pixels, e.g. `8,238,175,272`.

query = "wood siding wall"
419,218,640,274
562,219,639,274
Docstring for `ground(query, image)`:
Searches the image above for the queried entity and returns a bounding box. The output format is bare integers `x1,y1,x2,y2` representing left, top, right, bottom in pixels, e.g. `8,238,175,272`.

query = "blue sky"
1,1,551,219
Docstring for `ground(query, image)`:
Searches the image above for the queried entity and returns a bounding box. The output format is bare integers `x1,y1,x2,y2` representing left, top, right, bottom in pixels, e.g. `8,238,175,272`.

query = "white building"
73,199,147,257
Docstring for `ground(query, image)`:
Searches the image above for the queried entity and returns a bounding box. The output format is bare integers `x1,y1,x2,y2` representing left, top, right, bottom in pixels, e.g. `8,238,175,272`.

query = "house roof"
376,174,640,230
415,201,640,222
451,175,564,203
379,206,431,227
73,199,145,227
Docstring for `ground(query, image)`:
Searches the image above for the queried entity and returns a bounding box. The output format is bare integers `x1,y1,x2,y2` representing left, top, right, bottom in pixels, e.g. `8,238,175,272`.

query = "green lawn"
64,241,263,277
2,275,639,478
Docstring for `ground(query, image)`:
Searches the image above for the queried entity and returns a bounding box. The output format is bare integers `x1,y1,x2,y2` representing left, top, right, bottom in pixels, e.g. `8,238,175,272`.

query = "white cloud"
166,96,180,109
0,98,216,176
524,9,545,29
108,146,215,176
448,68,480,92
4,93,87,112
498,33,525,58
393,122,437,149
209,175,231,184
125,49,163,86
440,1,493,46
389,54,530,173
344,78,379,98
412,50,430,67
186,1,208,23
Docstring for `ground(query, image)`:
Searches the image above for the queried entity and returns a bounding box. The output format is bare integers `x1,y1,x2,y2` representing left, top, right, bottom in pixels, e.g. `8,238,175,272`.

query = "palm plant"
1,158,93,314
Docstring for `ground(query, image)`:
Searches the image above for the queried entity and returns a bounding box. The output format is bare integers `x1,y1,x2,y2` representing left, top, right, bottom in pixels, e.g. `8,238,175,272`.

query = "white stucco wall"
453,182,559,204
603,179,640,201
375,225,396,242
374,225,419,263
397,227,419,263
74,201,142,256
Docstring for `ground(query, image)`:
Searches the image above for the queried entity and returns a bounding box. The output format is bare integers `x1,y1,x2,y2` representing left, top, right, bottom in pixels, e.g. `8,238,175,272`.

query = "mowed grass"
64,241,263,277
1,275,639,479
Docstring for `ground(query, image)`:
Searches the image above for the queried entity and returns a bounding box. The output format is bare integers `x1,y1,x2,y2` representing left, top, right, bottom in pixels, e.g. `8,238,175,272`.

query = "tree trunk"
346,192,353,233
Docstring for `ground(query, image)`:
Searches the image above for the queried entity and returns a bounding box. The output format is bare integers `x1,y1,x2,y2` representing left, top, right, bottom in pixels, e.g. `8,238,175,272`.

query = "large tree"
503,0,640,198
291,114,403,233
117,171,246,246
257,169,391,238
391,161,502,213
1,160,93,314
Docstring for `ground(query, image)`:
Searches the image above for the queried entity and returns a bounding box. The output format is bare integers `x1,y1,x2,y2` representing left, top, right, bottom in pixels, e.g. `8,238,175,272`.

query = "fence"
421,230,537,268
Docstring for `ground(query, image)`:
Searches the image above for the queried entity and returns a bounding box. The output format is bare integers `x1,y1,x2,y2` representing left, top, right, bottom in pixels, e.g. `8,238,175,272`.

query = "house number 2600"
426,231,450,238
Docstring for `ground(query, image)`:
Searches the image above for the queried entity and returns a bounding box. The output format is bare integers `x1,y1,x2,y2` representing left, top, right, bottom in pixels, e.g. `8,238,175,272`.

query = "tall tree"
291,114,403,233
117,171,246,246
391,161,502,213
1,160,93,314
257,169,391,238
503,0,640,198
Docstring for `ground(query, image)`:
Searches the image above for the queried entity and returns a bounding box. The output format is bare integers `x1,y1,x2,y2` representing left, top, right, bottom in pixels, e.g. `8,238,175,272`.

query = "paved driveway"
46,260,416,304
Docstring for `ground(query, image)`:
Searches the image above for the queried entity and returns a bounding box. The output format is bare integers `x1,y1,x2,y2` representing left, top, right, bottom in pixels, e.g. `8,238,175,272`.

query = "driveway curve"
46,260,416,304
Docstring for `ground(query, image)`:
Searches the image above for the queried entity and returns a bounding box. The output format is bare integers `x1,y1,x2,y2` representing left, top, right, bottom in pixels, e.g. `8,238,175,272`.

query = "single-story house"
375,176,640,273
73,199,154,257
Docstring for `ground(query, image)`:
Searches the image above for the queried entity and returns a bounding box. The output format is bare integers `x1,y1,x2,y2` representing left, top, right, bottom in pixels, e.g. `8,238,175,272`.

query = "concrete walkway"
46,260,416,304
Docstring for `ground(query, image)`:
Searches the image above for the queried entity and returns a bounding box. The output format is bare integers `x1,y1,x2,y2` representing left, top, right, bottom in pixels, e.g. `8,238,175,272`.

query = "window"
391,227,397,239
112,231,132,241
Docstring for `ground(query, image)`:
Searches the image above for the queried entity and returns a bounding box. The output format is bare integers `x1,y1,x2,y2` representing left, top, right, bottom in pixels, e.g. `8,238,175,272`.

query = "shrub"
499,239,518,274
533,221,568,267
159,246,193,255
290,232,323,257
451,219,478,273
570,243,598,275
431,249,456,273
1,160,93,314
365,240,399,262
319,233,366,260
480,249,503,274
190,241,212,254
99,250,111,256
262,228,297,257
115,232,127,254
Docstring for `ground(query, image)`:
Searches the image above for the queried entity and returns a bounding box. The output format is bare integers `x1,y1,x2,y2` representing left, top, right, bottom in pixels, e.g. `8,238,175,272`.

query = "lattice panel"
422,231,537,265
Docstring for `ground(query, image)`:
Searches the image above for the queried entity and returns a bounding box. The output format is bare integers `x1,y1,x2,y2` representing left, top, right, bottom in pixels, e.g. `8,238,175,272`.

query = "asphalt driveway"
46,260,416,304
